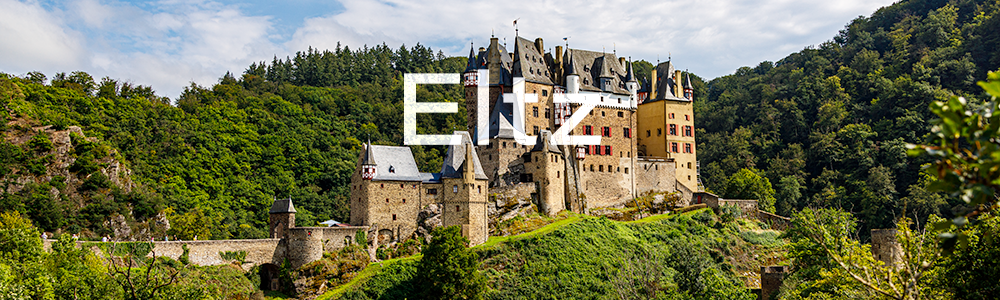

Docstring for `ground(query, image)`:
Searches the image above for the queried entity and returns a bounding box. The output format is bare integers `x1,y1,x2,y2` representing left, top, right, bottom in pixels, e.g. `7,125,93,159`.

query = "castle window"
533,126,539,135
584,146,590,155
657,128,662,136
624,127,631,138
533,107,538,117
685,143,692,153
427,188,437,195
453,185,458,193
669,124,677,135
400,184,404,188
605,145,611,155
542,90,548,96
646,130,650,137
599,165,604,172
557,171,560,178
381,183,384,188
478,185,481,193
456,205,460,212
545,108,550,118
601,127,610,137
590,165,594,172
688,162,692,169
389,166,395,173
403,198,406,203
601,111,605,116
685,114,690,121
684,126,692,137
618,111,623,118
585,125,593,135
386,198,389,203
392,214,397,221
413,184,418,189
669,113,675,119
671,142,679,153
503,142,507,148
617,167,620,172
624,168,629,174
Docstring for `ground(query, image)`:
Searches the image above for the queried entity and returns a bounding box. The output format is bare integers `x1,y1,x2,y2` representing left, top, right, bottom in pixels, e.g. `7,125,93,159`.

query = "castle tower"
463,43,481,133
871,228,902,266
268,197,296,239
440,132,489,246
525,130,566,216
683,72,693,100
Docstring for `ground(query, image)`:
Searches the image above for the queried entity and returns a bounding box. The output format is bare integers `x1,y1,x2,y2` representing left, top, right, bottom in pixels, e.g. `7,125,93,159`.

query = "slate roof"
488,93,515,139
563,48,630,95
464,44,477,73
269,198,297,214
684,72,693,89
511,37,553,85
647,61,690,103
486,40,514,86
440,131,489,180
363,144,434,182
530,130,561,153
625,59,637,83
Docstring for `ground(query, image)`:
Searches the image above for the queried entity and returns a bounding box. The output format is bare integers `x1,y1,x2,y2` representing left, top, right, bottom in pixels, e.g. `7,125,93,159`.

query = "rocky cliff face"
1,117,162,240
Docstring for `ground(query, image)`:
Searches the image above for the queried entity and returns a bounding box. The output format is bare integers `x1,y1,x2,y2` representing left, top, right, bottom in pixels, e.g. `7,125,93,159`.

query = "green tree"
721,168,777,213
416,225,485,300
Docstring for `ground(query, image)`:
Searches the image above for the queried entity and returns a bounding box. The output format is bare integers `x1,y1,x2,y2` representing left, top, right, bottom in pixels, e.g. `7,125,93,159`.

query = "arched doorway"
259,263,280,291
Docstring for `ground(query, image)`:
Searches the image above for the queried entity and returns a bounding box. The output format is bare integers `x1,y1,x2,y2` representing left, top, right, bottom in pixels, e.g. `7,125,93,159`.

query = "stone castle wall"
152,239,284,268
871,229,902,266
635,158,676,195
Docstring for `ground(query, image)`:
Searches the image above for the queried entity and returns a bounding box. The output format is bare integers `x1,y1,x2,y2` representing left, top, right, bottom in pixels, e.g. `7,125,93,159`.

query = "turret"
683,71,693,100
463,43,478,87
625,58,638,97
565,52,580,94
361,143,377,180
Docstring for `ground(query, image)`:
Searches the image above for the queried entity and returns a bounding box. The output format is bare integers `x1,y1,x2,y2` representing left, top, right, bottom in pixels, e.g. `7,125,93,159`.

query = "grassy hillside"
326,209,785,300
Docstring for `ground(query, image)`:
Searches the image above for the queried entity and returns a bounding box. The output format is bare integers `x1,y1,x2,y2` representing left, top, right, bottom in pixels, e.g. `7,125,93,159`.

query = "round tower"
871,228,902,266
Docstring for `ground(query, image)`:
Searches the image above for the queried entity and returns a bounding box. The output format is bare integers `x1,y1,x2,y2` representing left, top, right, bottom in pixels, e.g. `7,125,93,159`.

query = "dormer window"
389,166,395,173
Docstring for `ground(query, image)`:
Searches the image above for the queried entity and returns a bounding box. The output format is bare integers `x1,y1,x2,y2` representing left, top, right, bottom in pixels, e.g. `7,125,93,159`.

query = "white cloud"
0,0,85,72
0,0,897,99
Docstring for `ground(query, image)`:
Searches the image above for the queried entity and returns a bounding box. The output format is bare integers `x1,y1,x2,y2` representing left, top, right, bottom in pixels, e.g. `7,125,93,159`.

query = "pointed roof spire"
464,42,476,73
684,71,693,89
565,51,577,76
625,56,636,83
361,141,376,165
269,197,297,214
598,52,613,79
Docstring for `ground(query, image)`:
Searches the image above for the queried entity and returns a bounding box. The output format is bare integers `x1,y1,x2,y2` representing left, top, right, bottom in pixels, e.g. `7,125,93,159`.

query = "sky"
0,0,898,100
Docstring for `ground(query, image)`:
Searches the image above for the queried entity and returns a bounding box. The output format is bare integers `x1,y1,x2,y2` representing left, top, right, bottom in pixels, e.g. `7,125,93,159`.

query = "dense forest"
1,44,466,239
696,0,1000,234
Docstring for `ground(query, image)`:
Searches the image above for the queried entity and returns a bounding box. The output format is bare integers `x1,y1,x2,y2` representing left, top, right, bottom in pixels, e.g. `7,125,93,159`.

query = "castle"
350,35,700,246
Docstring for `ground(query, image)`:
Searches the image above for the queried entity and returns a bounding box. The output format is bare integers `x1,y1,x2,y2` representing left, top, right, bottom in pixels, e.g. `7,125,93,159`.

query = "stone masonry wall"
635,158,676,196
151,239,284,268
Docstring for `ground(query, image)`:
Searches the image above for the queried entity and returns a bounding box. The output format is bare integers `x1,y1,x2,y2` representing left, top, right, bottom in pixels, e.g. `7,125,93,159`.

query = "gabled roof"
440,131,488,180
511,37,553,85
269,198,297,214
362,144,433,181
530,130,561,153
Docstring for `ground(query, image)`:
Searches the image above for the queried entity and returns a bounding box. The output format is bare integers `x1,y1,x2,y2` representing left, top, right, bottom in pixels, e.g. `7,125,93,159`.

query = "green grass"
478,213,585,249
317,254,422,300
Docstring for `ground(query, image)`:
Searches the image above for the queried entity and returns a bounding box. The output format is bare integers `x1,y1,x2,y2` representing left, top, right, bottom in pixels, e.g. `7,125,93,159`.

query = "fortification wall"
716,199,759,218
758,211,791,230
152,239,284,267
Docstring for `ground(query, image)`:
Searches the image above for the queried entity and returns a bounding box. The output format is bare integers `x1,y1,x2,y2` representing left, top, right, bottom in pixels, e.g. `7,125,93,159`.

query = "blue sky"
1,0,897,99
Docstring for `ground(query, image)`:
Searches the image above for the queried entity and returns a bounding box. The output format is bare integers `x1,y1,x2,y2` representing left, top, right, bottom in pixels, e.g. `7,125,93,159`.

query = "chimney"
674,70,682,98
555,46,563,64
651,68,658,100
478,47,485,52
534,38,544,54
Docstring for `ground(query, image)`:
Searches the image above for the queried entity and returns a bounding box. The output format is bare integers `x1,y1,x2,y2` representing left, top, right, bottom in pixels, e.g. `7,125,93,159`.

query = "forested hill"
0,44,467,240
697,0,1000,233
